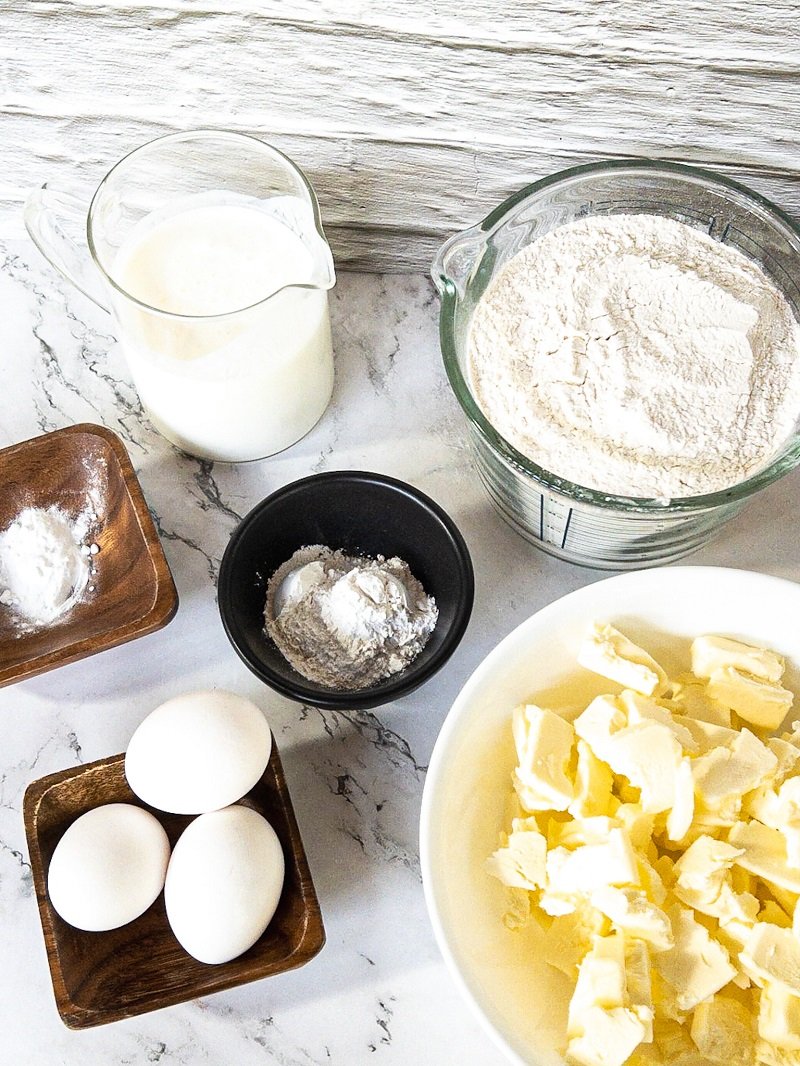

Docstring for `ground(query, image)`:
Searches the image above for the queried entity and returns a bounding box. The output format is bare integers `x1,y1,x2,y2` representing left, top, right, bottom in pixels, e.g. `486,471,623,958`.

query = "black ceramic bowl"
218,471,475,710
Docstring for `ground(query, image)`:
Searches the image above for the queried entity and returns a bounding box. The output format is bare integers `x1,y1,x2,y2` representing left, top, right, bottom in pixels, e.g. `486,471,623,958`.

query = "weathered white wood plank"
3,0,800,270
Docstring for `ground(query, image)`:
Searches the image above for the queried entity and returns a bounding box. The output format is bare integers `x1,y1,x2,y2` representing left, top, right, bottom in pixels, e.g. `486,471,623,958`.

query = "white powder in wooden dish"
0,505,97,628
468,214,800,499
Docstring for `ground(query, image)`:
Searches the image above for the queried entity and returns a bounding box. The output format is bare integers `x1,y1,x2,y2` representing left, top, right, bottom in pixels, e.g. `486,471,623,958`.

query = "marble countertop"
2,241,800,1066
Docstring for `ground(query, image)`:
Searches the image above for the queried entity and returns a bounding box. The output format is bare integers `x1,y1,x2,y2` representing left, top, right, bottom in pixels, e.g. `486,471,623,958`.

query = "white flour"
0,506,96,627
265,545,438,690
468,214,800,498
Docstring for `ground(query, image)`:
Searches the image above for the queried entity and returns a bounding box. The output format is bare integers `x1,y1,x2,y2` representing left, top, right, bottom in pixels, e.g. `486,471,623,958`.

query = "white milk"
111,195,334,462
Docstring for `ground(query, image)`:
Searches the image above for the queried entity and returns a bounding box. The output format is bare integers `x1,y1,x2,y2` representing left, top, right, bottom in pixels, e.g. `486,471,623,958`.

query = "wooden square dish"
23,738,325,1028
0,423,178,686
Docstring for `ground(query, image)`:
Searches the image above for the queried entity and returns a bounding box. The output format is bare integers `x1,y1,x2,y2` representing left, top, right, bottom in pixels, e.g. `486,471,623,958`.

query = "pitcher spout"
308,232,336,292
431,224,486,300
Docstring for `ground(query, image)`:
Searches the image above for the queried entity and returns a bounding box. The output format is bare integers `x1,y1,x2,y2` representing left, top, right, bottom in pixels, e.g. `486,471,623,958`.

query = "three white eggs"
47,690,285,965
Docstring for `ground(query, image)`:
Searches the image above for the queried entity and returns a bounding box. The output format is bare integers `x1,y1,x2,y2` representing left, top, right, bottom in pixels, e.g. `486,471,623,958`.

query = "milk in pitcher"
111,194,334,462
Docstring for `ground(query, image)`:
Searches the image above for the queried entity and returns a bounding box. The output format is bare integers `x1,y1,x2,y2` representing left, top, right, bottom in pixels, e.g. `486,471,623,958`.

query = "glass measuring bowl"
433,160,800,569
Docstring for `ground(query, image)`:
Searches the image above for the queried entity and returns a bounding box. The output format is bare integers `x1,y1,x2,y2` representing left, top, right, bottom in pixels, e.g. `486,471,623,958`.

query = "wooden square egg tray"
23,736,325,1027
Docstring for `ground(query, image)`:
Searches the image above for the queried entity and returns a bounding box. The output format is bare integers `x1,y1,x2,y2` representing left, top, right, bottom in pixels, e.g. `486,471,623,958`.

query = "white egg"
125,689,272,815
47,803,170,932
165,805,285,964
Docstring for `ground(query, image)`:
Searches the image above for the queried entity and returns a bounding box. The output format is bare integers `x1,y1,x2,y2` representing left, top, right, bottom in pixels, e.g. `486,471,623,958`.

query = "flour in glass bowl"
467,214,800,499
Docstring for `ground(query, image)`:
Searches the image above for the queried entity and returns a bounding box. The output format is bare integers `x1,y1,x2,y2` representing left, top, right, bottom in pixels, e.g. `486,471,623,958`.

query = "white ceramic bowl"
420,566,800,1066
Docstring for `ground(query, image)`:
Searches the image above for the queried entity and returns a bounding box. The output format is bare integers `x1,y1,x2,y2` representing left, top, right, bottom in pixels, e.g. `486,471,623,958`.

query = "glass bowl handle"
431,224,486,299
24,185,110,311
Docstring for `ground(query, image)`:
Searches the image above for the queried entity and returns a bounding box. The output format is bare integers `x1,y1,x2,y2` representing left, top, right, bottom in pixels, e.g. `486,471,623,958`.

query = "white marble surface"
1,241,800,1066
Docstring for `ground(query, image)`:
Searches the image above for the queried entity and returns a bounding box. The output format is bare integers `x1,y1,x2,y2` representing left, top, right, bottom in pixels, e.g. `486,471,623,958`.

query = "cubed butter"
578,623,668,697
545,828,640,900
486,625,800,1066
569,738,614,819
690,993,755,1065
741,924,800,995
691,635,785,684
652,905,737,1011
707,666,793,731
729,820,800,895
512,703,575,812
692,728,777,814
590,885,673,951
566,1005,648,1066
759,983,800,1051
485,825,548,891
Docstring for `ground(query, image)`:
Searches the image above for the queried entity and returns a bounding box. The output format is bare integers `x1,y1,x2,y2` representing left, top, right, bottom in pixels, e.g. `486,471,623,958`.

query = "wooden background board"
2,0,800,271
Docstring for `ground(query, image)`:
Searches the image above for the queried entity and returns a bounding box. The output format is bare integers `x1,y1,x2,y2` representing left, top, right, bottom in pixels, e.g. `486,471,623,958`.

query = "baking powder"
0,506,96,627
468,214,800,498
265,545,438,690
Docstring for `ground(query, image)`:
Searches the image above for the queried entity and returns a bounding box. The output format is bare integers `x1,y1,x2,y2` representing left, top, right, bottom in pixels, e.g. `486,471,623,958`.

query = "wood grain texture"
0,423,177,685
23,741,325,1028
3,0,800,270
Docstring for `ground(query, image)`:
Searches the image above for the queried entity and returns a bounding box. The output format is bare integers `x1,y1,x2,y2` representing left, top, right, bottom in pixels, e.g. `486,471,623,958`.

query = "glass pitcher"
25,130,336,463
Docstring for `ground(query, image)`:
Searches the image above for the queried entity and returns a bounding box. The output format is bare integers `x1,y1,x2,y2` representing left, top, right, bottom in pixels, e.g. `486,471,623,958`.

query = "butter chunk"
760,984,800,1051
590,886,673,951
616,803,656,850
545,828,640,901
741,924,800,995
693,728,778,814
707,666,794,731
666,757,695,842
567,934,650,1065
690,993,755,1065
599,720,684,814
669,671,733,727
625,938,654,1040
729,821,800,895
756,1038,800,1065
567,933,627,1037
569,739,614,819
673,834,759,924
768,738,800,788
619,690,698,751
692,634,785,684
748,778,800,870
512,704,575,812
485,825,547,891
578,623,668,697
573,695,628,764
652,905,737,1011
654,1017,709,1064
566,1006,648,1066
637,853,669,906
551,816,621,850
541,906,611,979
673,716,739,754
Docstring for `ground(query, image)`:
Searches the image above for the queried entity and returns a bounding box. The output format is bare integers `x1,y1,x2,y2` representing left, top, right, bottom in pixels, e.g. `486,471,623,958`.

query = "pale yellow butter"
691,634,785,684
486,625,800,1066
578,623,668,697
707,666,793,731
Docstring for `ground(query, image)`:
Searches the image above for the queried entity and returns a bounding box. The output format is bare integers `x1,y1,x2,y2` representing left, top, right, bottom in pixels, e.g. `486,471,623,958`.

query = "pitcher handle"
24,185,110,311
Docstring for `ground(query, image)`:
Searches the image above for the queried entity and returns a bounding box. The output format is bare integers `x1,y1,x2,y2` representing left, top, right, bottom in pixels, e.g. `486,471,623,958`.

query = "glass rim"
436,157,800,513
87,128,333,321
